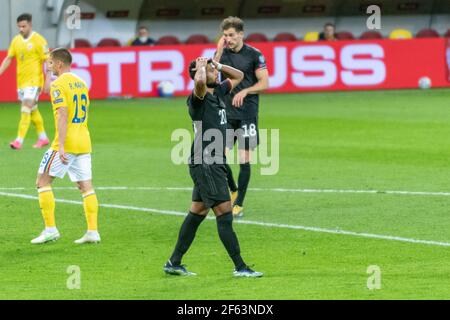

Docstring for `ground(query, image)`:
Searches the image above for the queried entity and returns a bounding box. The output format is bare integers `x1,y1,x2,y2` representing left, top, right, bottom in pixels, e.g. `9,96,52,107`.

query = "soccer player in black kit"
214,16,269,218
163,57,263,277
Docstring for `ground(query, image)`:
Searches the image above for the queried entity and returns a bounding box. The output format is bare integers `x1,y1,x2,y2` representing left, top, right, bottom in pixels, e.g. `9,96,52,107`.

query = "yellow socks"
38,186,56,228
82,191,98,231
37,187,99,233
31,108,47,138
17,109,31,142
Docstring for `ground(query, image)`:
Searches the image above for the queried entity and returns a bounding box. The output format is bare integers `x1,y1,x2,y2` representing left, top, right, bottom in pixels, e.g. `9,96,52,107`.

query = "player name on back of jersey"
69,81,86,90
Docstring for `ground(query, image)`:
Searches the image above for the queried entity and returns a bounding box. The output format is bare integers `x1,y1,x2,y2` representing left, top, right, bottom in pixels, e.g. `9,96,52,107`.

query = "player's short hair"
189,60,197,80
50,48,72,66
220,16,244,32
324,22,335,29
17,13,32,23
138,26,148,31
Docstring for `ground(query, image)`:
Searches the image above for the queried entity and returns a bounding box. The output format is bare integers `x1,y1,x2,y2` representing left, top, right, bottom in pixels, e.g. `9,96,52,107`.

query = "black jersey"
219,44,267,120
187,80,232,165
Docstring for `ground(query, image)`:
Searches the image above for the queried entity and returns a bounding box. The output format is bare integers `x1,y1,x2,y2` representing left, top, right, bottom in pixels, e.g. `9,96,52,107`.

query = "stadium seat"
245,33,269,42
185,34,210,44
97,38,121,47
156,36,181,45
336,31,354,40
273,32,297,42
416,28,440,38
389,29,412,39
445,29,450,38
303,31,319,42
74,39,92,48
360,31,383,39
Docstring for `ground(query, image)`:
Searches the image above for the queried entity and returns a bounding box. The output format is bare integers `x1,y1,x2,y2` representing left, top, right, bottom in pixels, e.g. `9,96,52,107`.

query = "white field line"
1,191,450,248
1,186,450,197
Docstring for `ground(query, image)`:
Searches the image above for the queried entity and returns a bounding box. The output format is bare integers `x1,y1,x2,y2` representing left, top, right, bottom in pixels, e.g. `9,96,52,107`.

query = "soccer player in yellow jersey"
0,13,50,150
31,48,100,245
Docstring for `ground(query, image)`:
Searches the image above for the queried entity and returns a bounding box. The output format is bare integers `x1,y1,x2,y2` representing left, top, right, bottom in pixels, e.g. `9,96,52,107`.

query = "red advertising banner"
447,38,450,82
0,38,448,102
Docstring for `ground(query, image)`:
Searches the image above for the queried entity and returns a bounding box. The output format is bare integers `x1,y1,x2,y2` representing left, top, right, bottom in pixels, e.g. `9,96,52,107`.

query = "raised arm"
213,36,226,62
0,56,13,76
210,60,243,91
43,68,53,94
193,57,208,99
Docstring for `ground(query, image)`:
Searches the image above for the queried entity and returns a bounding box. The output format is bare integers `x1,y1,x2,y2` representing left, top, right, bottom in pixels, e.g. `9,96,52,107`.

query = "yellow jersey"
50,72,92,154
7,32,49,90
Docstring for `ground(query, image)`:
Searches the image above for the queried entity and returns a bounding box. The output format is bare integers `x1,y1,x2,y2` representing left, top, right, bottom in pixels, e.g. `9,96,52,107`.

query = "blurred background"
0,0,449,100
0,0,449,48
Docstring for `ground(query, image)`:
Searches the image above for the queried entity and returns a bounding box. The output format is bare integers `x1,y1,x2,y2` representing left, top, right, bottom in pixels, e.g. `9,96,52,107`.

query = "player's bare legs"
31,172,59,244
74,179,100,244
190,201,210,216
36,172,55,188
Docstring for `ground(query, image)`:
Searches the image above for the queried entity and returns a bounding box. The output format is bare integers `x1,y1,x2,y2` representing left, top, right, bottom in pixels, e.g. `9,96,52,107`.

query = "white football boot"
74,231,101,244
30,229,60,244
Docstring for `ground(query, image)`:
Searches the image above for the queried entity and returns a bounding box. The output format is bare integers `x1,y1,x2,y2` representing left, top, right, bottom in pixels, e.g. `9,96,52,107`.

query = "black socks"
225,163,238,192
236,162,251,206
170,211,246,271
170,212,206,266
216,212,246,270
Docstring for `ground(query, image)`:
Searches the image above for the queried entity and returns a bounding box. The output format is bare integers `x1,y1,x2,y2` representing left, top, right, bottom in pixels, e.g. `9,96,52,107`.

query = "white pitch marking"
1,191,450,248
2,186,450,197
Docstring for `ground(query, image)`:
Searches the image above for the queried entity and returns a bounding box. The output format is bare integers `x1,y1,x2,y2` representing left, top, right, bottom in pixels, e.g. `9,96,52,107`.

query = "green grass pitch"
1,89,450,299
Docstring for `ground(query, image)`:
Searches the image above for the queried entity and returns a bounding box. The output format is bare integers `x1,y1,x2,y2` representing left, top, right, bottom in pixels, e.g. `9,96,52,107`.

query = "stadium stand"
273,32,297,42
156,35,181,45
303,31,319,42
97,38,122,47
336,31,354,40
185,34,210,44
360,31,383,39
245,33,269,42
1,0,450,50
74,39,93,48
389,29,413,39
416,28,440,38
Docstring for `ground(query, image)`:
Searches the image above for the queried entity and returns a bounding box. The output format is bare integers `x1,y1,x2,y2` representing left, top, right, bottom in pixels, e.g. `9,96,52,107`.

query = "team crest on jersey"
259,55,266,64
27,43,33,50
52,90,61,98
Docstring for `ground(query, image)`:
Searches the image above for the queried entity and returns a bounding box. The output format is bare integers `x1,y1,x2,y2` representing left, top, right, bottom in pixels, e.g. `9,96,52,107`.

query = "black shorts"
226,118,259,150
189,164,230,208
